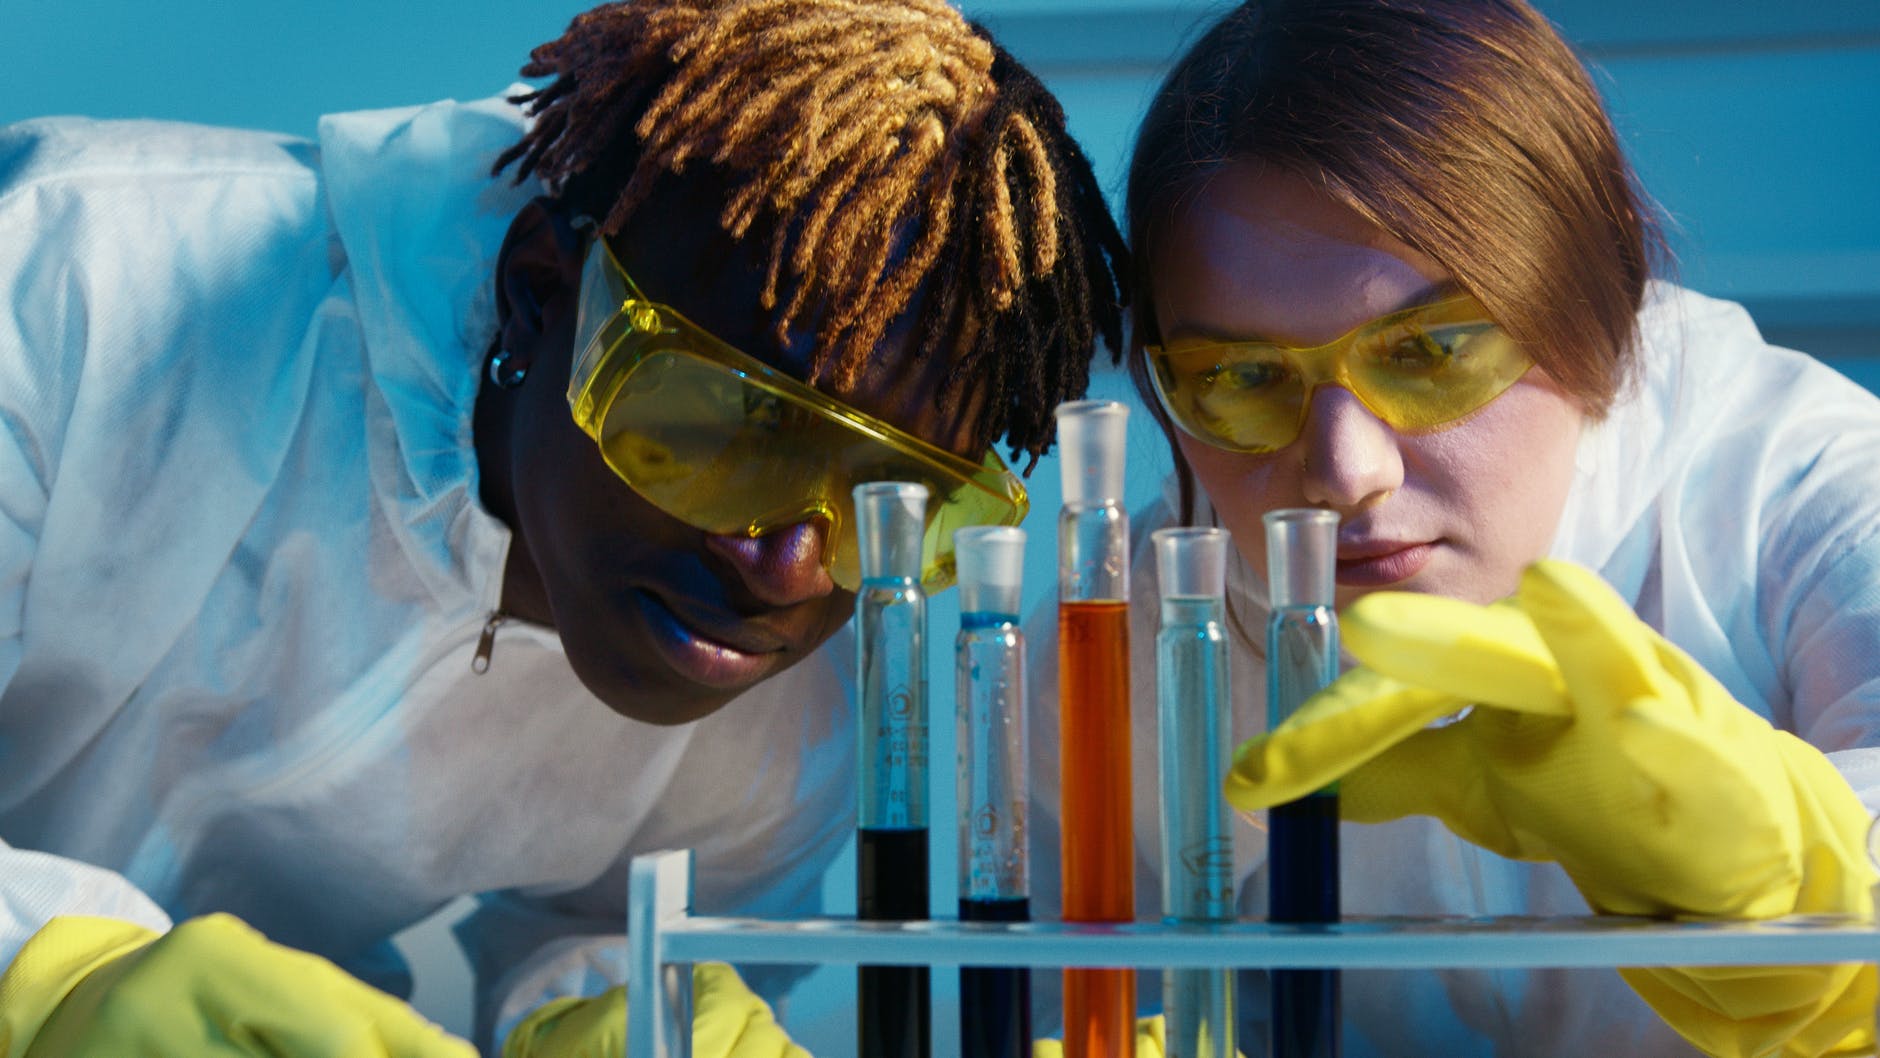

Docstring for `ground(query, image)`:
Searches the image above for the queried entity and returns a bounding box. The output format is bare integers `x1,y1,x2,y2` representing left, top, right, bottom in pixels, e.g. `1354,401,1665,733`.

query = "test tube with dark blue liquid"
1264,507,1341,1058
953,525,1031,1058
855,482,931,1058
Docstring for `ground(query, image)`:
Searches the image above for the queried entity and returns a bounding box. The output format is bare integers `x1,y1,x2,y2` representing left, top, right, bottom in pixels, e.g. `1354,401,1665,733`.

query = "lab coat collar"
317,89,539,616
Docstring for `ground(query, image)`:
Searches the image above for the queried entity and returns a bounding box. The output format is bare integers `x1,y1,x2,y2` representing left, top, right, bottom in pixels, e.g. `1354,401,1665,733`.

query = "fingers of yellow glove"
1516,560,1701,726
1769,732,1880,915
720,1001,806,1058
34,913,474,1058
1340,592,1569,716
1224,667,1468,811
502,987,626,1058
0,915,159,1058
1622,962,1874,1058
693,963,808,1058
1135,1013,1165,1058
1333,720,1536,858
502,995,587,1058
1029,1020,1169,1058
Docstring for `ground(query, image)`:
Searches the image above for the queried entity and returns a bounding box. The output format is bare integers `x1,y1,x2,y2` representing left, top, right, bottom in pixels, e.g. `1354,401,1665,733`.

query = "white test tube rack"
626,848,1880,1058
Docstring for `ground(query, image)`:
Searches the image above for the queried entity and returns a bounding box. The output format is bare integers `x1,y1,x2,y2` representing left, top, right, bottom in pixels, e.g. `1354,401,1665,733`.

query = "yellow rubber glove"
1032,1013,1166,1058
0,913,475,1058
503,962,810,1058
1031,1014,1247,1058
1225,559,1878,1058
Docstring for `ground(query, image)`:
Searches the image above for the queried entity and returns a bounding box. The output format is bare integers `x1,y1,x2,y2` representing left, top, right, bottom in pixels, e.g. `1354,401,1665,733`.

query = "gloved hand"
1031,1014,1248,1058
503,961,809,1058
0,912,474,1058
1224,559,1878,1058
1032,1013,1167,1058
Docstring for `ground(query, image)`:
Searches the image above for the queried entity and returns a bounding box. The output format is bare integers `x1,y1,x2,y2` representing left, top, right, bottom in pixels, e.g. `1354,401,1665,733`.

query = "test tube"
955,526,1032,1058
1264,508,1341,1058
855,482,932,1058
1055,400,1136,1058
1153,527,1236,1058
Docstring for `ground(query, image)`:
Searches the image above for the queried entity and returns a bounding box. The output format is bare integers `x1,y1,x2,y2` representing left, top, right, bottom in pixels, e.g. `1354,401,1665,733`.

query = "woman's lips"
638,593,785,690
1334,541,1435,588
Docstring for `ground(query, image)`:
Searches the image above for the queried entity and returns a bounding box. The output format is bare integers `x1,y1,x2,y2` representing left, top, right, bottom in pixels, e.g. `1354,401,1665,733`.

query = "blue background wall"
9,1,1878,1051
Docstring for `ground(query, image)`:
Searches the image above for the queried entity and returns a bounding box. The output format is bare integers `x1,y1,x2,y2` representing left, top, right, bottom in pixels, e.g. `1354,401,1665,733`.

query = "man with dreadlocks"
0,0,1124,1055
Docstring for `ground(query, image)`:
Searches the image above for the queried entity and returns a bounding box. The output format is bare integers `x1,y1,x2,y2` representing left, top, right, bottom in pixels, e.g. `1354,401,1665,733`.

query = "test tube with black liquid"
1264,507,1341,1058
855,482,931,1058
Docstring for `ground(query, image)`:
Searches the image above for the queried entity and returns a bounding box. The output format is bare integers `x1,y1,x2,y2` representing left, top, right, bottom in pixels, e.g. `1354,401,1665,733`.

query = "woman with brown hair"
1028,1,1880,1055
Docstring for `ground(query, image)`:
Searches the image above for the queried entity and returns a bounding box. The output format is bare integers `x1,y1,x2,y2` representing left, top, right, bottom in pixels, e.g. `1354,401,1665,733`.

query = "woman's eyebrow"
1388,279,1464,314
1158,280,1468,347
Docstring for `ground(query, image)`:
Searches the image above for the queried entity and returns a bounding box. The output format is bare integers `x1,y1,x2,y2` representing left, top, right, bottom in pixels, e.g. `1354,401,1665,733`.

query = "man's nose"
1295,385,1404,512
703,516,839,607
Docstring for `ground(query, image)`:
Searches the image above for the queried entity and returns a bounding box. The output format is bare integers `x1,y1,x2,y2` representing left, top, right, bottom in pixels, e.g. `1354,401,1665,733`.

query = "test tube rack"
626,848,1880,1058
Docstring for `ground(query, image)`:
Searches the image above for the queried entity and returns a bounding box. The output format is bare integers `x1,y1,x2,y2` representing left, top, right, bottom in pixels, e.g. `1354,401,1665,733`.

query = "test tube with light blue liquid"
1153,527,1235,1058
854,482,931,1058
1264,507,1341,1058
953,525,1031,1058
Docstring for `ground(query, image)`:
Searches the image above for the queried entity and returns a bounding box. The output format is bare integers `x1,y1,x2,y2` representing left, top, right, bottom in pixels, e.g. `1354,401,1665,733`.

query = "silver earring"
488,349,529,389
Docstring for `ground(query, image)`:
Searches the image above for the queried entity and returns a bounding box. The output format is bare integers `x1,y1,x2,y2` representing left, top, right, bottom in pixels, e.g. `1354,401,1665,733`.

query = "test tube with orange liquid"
1054,400,1136,1058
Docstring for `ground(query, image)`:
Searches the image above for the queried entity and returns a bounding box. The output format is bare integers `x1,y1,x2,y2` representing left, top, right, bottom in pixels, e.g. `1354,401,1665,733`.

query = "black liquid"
1269,794,1339,922
1269,794,1340,1058
859,828,930,1058
959,898,1031,1058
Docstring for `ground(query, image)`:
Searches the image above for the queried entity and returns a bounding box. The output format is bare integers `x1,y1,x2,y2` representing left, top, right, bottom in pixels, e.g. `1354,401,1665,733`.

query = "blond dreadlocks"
492,0,1125,468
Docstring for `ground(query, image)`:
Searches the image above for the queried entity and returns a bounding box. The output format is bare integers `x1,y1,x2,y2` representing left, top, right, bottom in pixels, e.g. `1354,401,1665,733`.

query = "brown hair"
495,0,1127,469
1126,0,1667,515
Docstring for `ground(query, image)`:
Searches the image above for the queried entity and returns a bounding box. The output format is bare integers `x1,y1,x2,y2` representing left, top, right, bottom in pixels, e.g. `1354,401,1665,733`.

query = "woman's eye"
1201,360,1285,390
1383,331,1455,369
744,391,787,429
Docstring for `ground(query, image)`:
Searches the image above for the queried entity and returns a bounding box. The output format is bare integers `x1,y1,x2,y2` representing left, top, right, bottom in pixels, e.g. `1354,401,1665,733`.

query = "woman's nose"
703,516,839,607
1294,385,1404,512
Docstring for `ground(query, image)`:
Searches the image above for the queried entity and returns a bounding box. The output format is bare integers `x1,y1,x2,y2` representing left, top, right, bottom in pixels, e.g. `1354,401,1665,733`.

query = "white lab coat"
1026,284,1880,1056
0,94,854,1051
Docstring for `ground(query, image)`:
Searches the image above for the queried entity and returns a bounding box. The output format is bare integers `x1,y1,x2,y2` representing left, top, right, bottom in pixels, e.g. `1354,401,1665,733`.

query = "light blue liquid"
1157,593,1234,1058
956,611,1027,901
859,576,927,829
1267,604,1338,728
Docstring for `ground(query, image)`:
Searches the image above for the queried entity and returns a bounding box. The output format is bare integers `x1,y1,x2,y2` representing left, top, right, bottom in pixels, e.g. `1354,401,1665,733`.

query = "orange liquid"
1063,970,1136,1058
1058,599,1135,1058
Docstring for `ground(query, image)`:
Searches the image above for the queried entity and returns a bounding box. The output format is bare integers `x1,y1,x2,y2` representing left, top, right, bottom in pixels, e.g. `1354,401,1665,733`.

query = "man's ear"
495,197,586,355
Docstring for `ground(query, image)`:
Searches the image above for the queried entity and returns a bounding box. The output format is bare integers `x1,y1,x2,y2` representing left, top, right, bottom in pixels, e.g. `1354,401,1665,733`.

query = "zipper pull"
472,611,506,674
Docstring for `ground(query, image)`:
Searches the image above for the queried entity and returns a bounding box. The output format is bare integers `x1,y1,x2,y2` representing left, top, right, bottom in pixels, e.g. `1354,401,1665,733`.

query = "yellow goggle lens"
1147,296,1532,454
568,238,1027,592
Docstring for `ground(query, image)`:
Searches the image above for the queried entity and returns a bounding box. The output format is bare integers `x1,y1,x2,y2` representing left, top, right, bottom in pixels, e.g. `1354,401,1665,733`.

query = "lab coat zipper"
472,611,506,673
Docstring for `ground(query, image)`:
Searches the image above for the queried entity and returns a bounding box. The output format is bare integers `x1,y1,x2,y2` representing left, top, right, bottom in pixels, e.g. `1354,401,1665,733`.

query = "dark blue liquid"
1269,794,1339,1058
959,898,1030,1058
859,827,930,1058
